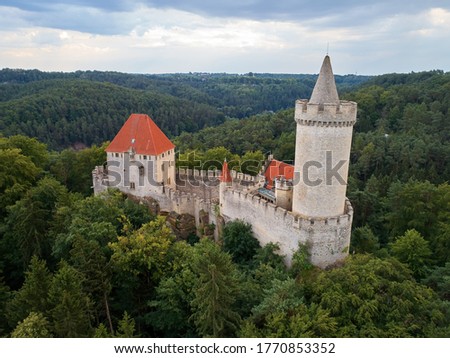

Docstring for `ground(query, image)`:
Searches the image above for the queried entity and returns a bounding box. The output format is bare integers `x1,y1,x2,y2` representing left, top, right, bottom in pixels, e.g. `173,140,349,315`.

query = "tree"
350,225,380,254
109,216,174,331
0,148,39,215
422,263,450,301
190,238,241,337
309,255,449,337
0,135,49,169
4,177,70,265
290,243,313,278
5,256,52,328
0,272,10,336
147,241,197,337
115,311,137,338
109,216,173,279
390,229,432,278
202,147,239,171
222,220,260,266
48,262,93,337
11,312,52,338
240,150,264,175
240,278,337,338
69,237,113,333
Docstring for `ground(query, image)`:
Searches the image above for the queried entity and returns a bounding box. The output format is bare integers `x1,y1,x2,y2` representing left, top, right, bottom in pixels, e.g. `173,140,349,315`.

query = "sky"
1,1,449,75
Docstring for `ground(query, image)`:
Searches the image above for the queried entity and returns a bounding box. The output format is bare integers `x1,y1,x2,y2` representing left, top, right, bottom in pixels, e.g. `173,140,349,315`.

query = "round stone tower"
292,56,357,218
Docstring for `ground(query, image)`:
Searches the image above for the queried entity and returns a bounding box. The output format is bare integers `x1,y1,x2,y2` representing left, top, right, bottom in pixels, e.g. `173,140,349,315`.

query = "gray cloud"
3,1,450,35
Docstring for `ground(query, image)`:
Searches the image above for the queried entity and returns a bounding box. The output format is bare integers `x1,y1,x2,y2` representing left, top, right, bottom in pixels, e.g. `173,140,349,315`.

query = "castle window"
115,153,119,158
139,165,144,176
162,153,165,158
130,182,135,189
143,155,147,160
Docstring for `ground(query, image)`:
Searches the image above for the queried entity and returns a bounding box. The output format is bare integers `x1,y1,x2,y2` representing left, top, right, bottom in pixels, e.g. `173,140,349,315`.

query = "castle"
93,55,357,268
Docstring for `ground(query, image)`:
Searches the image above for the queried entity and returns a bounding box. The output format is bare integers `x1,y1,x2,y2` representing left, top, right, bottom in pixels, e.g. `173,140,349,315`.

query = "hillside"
0,69,369,149
0,78,224,150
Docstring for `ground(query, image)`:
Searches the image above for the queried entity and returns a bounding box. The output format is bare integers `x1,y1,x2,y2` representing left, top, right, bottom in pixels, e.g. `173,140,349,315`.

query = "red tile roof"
220,160,232,183
264,159,294,189
106,114,175,155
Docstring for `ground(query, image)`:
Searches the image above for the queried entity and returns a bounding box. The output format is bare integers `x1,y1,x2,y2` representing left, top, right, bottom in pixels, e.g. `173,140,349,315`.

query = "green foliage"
69,237,112,329
48,262,93,337
0,272,11,336
422,263,450,301
0,135,49,169
93,323,111,338
148,241,197,337
385,181,450,265
390,229,432,278
351,225,380,254
222,220,260,266
5,256,52,329
240,150,264,175
190,238,241,337
0,78,224,150
253,243,286,271
50,143,107,196
116,311,137,338
4,177,70,265
109,216,174,278
310,255,449,337
11,312,52,338
290,243,313,277
0,147,40,214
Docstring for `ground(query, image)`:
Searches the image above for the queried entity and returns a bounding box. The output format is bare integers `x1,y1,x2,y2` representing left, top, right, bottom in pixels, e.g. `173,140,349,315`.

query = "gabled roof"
264,159,294,189
309,55,340,105
220,160,232,183
106,113,175,155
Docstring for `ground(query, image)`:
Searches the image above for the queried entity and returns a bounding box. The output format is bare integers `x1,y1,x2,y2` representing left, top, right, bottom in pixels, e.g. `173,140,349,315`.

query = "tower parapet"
295,100,357,127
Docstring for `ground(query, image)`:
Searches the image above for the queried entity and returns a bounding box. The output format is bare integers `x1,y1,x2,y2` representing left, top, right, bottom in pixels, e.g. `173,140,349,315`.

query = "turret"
292,56,357,218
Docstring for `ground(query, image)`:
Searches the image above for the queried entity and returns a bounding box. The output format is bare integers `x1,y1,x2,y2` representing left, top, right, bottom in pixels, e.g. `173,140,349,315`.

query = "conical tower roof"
309,55,340,104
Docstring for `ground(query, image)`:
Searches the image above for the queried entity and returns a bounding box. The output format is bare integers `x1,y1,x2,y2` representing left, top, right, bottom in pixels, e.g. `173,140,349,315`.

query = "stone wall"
220,187,352,267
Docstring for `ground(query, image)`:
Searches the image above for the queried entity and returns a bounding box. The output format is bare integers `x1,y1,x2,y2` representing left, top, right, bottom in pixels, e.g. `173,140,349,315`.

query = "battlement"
224,187,353,229
295,99,357,127
176,168,258,183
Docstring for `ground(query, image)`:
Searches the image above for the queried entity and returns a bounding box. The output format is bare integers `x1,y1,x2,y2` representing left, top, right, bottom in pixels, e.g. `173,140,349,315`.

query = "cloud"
0,1,449,74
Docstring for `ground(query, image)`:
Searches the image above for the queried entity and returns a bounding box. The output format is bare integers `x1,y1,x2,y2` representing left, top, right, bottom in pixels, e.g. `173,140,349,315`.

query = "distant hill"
0,69,369,149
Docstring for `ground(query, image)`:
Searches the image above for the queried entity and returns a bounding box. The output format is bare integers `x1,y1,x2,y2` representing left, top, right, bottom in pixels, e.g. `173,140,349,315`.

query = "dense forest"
0,68,449,338
0,69,368,149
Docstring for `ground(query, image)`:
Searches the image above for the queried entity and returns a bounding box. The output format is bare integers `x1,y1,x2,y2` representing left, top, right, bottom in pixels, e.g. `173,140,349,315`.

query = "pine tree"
11,312,52,338
48,262,93,337
190,239,241,337
6,256,52,328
